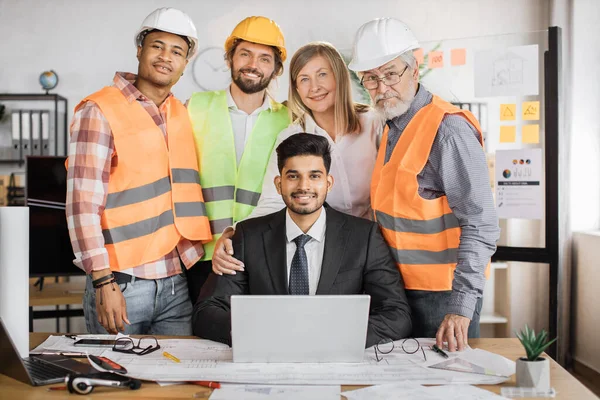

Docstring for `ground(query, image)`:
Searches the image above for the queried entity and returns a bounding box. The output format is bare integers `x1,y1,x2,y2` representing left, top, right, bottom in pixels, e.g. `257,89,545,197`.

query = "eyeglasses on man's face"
113,336,160,356
360,66,409,90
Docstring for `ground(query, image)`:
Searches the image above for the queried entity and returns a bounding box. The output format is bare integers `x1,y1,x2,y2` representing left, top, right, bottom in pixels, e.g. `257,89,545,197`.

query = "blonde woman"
212,41,382,275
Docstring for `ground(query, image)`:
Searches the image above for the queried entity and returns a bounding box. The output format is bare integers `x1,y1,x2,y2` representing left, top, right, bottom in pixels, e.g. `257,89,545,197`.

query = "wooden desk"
29,281,84,332
0,334,596,399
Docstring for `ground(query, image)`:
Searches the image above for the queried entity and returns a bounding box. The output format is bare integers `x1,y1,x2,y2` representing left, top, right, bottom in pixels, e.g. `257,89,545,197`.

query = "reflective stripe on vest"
188,90,290,260
75,87,212,271
371,95,490,291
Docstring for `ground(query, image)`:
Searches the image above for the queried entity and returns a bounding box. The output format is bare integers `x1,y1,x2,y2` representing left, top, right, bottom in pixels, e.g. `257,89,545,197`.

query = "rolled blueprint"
0,206,29,358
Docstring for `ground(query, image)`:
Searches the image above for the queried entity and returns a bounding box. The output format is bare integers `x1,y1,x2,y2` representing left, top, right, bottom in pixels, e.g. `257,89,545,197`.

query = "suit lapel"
316,205,350,294
263,209,288,294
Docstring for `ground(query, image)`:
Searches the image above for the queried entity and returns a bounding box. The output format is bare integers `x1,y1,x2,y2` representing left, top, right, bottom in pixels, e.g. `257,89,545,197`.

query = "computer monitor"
26,156,82,277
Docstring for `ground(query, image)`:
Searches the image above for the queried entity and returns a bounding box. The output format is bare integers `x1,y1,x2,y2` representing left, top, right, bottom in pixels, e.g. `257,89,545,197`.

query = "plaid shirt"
66,72,204,279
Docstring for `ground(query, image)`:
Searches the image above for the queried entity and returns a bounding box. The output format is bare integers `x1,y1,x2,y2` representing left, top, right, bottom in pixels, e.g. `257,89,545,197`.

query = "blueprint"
32,336,512,385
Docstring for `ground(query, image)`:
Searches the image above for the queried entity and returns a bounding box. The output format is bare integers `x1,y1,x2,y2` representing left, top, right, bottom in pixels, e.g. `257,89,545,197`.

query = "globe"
39,70,59,92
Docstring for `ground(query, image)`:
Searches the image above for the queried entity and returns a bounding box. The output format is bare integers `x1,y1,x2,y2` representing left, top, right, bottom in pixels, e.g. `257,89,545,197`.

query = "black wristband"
94,279,116,290
92,273,114,288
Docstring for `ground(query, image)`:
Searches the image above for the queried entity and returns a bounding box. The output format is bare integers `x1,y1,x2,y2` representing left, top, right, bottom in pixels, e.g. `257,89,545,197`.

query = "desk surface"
0,334,596,400
29,281,84,307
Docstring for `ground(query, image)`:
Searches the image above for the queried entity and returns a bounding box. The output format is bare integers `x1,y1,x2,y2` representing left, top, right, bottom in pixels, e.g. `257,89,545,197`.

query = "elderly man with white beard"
349,18,500,352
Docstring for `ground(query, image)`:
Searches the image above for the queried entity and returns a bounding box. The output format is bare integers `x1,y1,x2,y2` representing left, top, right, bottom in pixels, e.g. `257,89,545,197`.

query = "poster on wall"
495,149,543,220
474,44,539,98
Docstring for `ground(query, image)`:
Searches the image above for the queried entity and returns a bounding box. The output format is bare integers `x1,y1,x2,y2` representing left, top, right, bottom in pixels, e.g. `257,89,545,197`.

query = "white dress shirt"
285,207,326,295
226,86,271,165
245,109,382,221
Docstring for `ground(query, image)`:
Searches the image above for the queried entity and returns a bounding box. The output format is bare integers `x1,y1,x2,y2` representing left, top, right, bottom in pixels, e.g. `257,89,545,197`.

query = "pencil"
162,351,180,363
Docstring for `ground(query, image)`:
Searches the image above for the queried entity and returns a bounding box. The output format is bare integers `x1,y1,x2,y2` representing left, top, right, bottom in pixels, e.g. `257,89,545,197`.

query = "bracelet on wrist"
93,278,116,290
92,273,114,288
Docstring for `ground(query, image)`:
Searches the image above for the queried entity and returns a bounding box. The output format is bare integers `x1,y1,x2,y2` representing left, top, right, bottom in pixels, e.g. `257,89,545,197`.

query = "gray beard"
374,81,416,122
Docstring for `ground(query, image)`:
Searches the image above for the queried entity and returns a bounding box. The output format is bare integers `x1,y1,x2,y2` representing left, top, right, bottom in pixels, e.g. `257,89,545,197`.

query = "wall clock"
192,46,231,91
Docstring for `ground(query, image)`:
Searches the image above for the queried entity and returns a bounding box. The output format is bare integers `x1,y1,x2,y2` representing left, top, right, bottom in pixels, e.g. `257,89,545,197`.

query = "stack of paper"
210,384,340,400
342,382,508,400
31,336,515,386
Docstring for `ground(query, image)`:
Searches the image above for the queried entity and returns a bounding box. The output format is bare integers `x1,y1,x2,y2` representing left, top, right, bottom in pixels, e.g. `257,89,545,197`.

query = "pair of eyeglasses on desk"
112,337,160,356
374,338,428,363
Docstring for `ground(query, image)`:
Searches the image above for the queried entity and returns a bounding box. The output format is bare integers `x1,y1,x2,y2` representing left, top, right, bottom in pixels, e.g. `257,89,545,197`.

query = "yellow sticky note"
500,104,516,121
414,48,424,65
522,101,540,120
450,48,466,66
500,126,516,143
522,124,540,143
428,51,444,69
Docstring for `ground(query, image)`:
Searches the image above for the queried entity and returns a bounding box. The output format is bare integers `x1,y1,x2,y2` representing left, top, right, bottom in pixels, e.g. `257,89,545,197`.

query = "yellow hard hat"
224,16,287,61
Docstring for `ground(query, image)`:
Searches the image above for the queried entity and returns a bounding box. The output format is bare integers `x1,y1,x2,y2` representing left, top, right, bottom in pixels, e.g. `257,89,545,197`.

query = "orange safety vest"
73,87,212,271
371,95,490,291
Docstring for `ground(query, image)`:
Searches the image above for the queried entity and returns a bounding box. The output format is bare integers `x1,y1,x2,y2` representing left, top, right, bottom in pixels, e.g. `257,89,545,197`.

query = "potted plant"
515,325,557,390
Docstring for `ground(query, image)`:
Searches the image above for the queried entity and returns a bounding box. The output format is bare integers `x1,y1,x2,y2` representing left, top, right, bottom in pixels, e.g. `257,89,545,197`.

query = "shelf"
491,262,508,270
480,313,508,324
0,159,25,164
0,93,67,101
0,94,69,160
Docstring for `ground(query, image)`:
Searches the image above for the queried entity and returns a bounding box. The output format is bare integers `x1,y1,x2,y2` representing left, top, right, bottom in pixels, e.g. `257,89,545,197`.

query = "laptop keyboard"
23,358,69,384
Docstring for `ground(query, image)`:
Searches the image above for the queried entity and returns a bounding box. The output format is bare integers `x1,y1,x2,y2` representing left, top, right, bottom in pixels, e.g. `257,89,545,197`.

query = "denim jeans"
83,273,193,335
405,290,483,338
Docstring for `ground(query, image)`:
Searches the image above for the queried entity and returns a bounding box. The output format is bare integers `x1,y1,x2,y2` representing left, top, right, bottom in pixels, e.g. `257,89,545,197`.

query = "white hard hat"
134,8,199,60
348,18,419,72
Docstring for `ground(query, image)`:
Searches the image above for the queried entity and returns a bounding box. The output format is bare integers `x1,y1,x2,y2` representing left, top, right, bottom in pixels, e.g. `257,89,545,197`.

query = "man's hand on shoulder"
212,227,244,275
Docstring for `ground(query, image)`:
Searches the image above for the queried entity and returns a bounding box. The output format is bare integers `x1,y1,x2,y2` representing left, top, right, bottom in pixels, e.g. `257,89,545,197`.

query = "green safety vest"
188,90,290,260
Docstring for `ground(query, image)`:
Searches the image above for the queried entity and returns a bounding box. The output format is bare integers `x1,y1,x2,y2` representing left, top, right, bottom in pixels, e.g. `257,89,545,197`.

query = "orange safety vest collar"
74,87,212,271
371,95,490,291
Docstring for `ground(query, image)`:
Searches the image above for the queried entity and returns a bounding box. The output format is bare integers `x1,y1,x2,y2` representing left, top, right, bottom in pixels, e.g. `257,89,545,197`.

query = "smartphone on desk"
74,339,116,347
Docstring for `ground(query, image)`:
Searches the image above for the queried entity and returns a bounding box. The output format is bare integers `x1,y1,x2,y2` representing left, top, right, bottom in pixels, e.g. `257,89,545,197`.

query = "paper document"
30,336,512,385
210,384,340,400
500,387,556,398
428,347,515,378
474,44,539,97
342,382,508,400
495,149,543,220
30,334,128,357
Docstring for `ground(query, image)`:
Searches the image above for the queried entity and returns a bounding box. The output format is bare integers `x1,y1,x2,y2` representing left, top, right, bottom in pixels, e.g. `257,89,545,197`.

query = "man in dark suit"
193,133,412,347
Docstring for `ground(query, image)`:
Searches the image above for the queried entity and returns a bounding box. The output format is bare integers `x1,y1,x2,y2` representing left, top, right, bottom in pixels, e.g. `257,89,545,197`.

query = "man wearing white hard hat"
349,18,500,352
185,17,290,304
66,8,212,336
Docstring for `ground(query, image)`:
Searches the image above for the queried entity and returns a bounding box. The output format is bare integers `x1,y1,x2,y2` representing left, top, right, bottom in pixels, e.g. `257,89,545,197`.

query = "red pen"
191,380,221,389
47,386,67,391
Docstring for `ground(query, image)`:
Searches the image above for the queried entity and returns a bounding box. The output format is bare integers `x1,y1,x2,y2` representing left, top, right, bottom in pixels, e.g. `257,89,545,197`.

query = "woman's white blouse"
244,109,383,222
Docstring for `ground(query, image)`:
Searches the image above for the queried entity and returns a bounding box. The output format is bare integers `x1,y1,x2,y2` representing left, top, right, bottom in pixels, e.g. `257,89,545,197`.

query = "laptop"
231,295,370,363
0,318,94,386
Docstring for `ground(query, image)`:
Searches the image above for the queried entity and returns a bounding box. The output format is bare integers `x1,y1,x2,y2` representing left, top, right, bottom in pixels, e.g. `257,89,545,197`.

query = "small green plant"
515,325,557,361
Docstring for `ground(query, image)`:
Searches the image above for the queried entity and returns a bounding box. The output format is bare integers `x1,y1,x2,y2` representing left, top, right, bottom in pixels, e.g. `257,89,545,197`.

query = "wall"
0,0,550,113
569,0,600,232
572,232,600,373
0,0,551,333
569,0,600,371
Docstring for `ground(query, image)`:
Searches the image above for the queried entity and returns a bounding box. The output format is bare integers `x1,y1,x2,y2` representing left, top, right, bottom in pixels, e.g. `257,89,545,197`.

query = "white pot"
516,357,550,390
